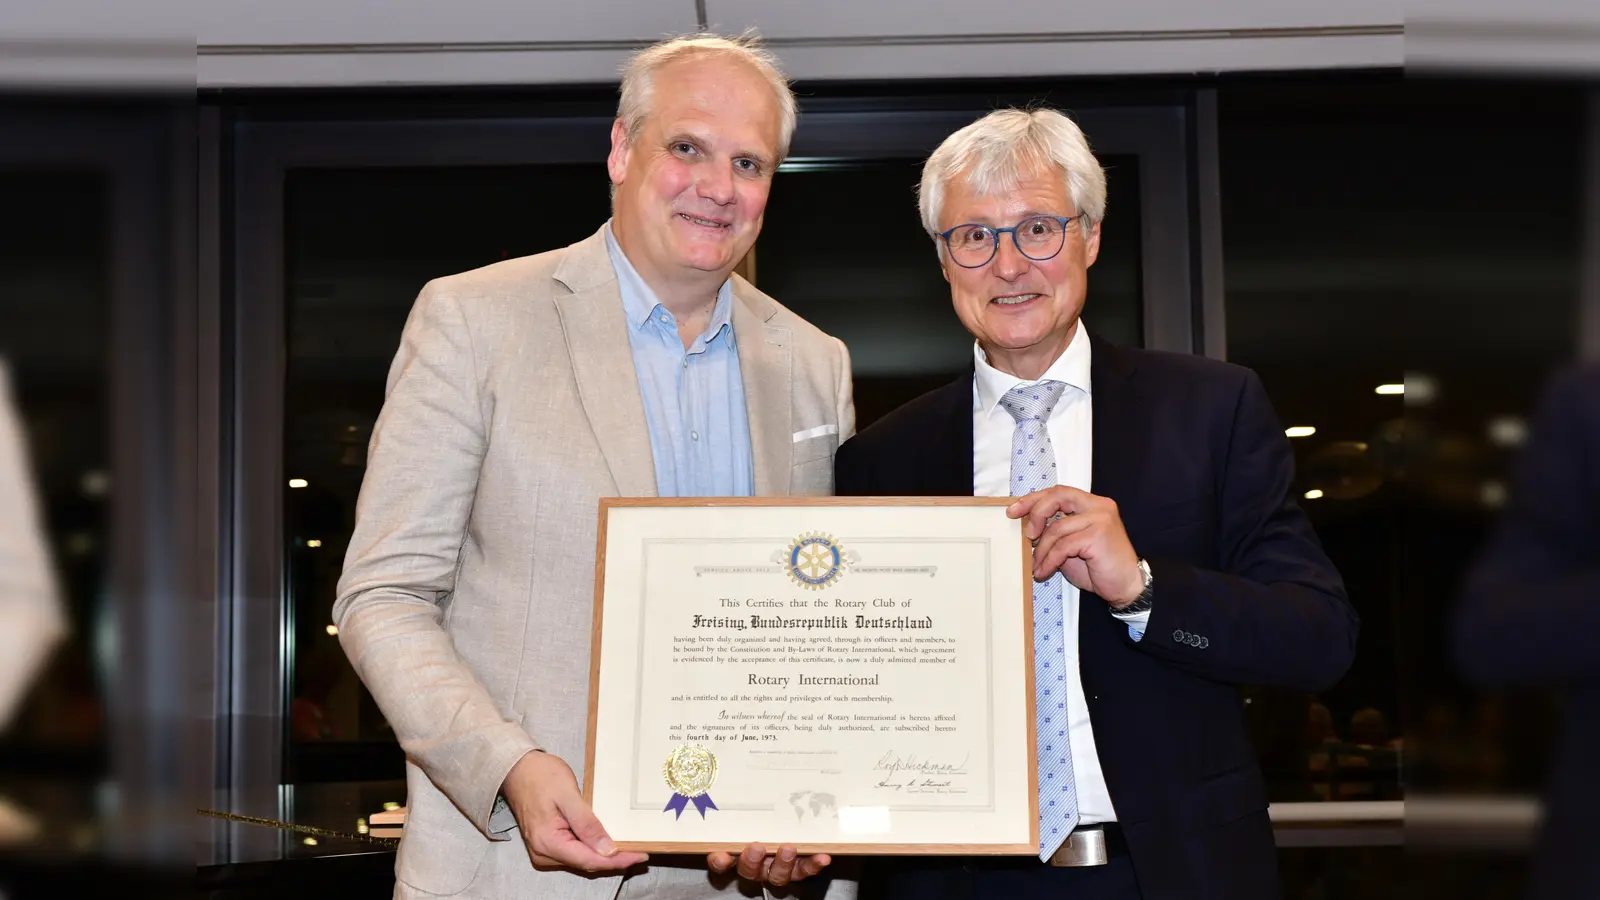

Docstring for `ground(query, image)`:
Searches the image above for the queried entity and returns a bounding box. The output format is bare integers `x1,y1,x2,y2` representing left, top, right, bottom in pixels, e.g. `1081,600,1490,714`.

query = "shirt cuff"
1110,607,1151,642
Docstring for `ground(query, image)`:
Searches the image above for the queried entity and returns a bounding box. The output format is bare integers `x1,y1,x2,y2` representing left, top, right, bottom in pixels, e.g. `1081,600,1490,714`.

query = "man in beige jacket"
335,35,855,900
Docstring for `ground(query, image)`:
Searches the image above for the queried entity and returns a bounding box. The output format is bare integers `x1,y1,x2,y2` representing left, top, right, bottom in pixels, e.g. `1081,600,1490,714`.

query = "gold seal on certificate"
664,746,718,797
584,498,1039,854
662,745,721,819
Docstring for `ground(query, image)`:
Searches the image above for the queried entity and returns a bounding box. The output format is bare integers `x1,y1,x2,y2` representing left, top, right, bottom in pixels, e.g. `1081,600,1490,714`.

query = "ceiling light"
1304,489,1325,500
289,478,308,488
1375,384,1404,396
1480,481,1508,509
1285,426,1316,438
1487,416,1527,448
1407,373,1439,405
79,470,110,498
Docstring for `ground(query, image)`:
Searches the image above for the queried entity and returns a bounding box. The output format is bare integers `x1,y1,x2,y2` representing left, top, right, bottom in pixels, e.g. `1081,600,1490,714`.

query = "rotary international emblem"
663,746,719,819
786,532,846,590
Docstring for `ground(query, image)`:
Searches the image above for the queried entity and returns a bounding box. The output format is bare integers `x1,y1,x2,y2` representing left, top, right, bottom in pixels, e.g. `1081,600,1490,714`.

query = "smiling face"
937,165,1101,380
606,54,782,289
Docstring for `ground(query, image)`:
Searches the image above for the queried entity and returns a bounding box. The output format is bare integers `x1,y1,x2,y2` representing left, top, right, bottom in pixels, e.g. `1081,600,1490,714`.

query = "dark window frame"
216,84,1285,858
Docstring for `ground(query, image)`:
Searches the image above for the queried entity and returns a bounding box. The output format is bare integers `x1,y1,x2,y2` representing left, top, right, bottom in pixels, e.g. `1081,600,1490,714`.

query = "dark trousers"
879,855,1144,900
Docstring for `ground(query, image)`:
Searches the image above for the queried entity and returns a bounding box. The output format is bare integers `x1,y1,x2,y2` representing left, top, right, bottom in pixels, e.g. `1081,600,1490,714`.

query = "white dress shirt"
971,323,1148,826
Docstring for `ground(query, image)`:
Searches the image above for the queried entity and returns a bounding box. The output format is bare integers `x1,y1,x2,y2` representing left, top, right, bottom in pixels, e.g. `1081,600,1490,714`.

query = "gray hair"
918,107,1107,239
617,32,798,161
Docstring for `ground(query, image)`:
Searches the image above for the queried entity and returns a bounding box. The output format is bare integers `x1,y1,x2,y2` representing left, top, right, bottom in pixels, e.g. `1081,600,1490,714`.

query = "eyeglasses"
937,214,1084,269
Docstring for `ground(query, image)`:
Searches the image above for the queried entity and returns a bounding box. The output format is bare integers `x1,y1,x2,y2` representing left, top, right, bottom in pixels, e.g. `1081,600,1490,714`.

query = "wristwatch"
1113,558,1154,616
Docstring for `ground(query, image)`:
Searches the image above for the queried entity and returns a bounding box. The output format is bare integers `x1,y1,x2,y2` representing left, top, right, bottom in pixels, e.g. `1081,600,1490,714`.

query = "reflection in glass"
1220,80,1584,805
284,165,611,781
0,172,110,786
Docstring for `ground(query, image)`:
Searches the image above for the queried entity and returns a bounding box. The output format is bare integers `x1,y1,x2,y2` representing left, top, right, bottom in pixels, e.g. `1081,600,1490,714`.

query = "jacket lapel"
1088,335,1143,506
938,372,978,497
730,279,793,496
551,228,658,499
1080,336,1143,732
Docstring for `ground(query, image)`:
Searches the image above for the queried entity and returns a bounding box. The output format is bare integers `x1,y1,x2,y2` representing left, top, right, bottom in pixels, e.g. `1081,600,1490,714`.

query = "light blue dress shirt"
604,223,754,498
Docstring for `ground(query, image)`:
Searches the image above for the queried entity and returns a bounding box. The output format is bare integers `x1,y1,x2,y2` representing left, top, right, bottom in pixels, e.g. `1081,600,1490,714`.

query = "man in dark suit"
834,107,1358,900
1453,364,1600,900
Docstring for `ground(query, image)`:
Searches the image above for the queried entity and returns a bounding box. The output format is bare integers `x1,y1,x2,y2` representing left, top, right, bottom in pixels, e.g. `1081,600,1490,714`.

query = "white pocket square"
792,424,839,443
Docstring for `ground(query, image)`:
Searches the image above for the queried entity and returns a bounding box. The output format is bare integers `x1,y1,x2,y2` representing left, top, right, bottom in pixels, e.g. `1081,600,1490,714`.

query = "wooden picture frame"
583,497,1038,855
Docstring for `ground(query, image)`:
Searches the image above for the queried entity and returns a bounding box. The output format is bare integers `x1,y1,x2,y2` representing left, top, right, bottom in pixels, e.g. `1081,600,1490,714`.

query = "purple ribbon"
664,792,718,819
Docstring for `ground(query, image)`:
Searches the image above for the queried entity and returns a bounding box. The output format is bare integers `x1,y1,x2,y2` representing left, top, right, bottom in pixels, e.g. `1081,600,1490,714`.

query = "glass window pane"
1219,80,1586,804
0,172,110,785
285,164,610,781
284,150,1148,780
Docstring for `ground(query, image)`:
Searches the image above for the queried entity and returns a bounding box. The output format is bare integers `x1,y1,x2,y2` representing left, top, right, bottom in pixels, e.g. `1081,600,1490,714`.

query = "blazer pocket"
1204,762,1270,825
394,768,492,896
792,424,840,464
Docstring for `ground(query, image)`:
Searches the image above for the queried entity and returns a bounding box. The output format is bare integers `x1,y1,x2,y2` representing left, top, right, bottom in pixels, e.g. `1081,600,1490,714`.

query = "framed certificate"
584,497,1039,854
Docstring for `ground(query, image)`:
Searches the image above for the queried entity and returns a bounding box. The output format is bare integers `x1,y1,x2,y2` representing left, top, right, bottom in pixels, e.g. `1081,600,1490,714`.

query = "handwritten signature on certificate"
872,750,972,793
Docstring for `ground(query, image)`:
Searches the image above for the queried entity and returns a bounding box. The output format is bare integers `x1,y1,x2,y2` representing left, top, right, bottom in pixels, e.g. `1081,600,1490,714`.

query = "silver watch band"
1111,558,1154,617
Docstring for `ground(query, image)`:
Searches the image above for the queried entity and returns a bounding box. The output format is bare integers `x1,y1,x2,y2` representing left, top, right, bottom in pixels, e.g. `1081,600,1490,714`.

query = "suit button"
1172,629,1186,643
1199,637,1209,649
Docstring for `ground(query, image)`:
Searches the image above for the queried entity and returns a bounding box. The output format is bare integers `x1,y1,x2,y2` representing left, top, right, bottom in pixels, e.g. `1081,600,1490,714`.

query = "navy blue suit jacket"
1454,364,1600,900
835,336,1358,900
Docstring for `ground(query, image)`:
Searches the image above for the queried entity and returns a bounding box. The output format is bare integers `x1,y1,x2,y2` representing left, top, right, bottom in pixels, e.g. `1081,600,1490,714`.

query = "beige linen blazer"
334,227,856,899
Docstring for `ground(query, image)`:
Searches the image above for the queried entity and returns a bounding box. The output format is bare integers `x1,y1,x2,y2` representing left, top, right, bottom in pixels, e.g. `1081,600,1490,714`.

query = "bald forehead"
657,53,769,95
648,56,781,148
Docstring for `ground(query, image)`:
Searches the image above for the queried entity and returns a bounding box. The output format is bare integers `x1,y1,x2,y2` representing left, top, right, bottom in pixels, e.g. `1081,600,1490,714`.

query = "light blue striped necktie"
998,381,1080,861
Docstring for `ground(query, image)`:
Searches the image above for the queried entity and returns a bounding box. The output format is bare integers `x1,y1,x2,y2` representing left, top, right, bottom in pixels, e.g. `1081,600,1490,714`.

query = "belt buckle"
1048,825,1109,867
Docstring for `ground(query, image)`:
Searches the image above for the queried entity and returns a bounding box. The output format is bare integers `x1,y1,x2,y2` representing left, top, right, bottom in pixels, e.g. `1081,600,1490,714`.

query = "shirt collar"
604,220,735,343
973,321,1093,416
